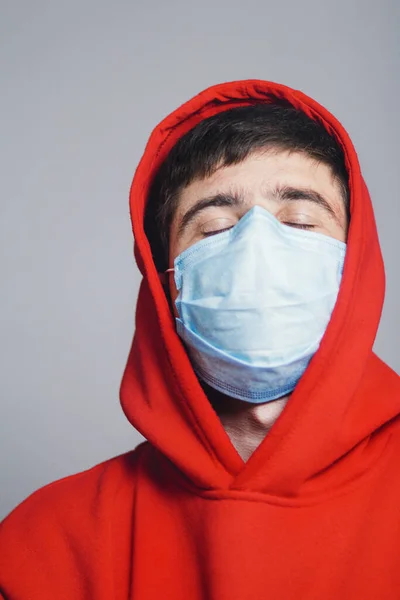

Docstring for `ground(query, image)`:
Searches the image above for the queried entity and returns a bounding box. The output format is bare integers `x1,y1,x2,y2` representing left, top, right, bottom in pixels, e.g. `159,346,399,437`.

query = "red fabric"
1,79,400,599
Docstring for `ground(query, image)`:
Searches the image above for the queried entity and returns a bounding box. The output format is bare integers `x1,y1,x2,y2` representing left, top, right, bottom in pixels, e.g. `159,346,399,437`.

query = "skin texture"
167,150,349,462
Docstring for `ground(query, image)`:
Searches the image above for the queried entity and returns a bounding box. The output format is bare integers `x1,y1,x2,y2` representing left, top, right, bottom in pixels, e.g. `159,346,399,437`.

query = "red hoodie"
1,79,400,599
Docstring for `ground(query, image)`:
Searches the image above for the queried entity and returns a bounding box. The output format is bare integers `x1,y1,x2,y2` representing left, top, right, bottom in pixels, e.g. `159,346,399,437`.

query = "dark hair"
145,103,349,272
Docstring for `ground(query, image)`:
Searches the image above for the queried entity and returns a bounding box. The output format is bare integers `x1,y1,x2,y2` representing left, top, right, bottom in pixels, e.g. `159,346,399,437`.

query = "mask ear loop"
158,267,175,286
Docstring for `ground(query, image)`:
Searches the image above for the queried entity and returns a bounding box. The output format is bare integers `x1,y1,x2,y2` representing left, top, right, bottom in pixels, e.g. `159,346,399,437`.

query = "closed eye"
283,222,315,230
200,217,236,237
202,226,234,237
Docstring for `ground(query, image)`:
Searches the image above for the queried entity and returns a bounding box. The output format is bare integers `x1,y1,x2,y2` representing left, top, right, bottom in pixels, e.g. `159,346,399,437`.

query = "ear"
158,272,170,287
158,272,176,316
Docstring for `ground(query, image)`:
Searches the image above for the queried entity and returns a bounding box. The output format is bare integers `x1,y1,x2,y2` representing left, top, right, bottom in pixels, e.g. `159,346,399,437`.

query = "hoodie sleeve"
0,449,141,599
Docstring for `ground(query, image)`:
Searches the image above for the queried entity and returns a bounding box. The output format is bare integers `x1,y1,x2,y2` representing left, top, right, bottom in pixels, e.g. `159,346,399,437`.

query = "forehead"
177,150,342,209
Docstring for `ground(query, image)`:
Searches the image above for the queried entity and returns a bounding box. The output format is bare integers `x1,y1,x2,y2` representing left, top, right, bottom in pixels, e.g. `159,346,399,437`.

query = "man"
1,79,399,599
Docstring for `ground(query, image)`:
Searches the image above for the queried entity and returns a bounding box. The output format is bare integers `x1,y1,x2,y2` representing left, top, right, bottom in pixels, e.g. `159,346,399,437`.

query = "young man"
1,79,399,599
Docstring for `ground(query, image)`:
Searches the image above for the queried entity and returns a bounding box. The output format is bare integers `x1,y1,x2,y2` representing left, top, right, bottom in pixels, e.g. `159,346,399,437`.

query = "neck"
203,382,290,462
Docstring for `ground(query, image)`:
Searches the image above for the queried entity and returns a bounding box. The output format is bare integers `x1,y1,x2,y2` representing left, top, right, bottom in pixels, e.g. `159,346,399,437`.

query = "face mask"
170,206,346,404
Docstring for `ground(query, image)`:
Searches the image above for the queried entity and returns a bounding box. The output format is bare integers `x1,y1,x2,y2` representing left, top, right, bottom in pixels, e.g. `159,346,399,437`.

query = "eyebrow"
177,184,338,238
177,192,242,238
272,184,337,219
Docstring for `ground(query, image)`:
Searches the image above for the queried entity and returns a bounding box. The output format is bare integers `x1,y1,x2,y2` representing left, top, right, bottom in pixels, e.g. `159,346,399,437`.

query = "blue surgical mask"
170,206,346,404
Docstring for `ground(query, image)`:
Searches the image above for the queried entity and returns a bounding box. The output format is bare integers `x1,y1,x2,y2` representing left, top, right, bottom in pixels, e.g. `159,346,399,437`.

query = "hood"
120,79,400,499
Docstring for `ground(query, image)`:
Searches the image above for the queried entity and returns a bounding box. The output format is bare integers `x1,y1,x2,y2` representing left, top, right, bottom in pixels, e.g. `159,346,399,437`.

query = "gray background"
1,0,399,519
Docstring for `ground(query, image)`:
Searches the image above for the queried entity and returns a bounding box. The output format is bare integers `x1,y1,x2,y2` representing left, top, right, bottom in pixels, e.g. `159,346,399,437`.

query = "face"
168,150,349,313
